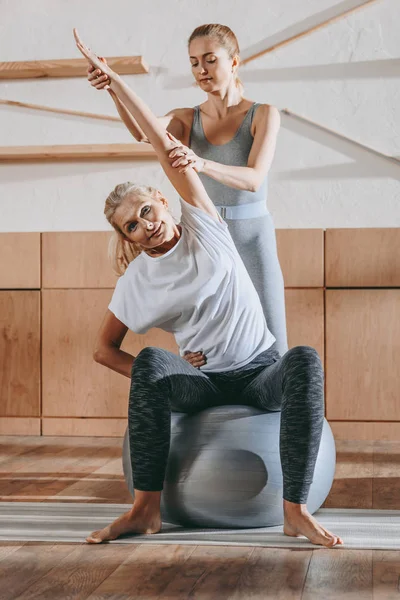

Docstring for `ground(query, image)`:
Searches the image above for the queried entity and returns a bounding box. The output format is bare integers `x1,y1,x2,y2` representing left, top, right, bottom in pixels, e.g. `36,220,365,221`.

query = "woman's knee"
131,346,171,378
136,345,169,362
283,345,322,374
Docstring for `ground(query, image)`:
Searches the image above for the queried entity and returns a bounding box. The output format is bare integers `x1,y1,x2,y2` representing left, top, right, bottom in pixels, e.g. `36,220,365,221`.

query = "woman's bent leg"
241,345,324,502
87,346,221,544
240,345,342,547
129,346,221,492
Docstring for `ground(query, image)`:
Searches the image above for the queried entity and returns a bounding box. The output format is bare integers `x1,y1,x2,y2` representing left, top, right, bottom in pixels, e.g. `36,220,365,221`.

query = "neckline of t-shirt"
140,227,184,263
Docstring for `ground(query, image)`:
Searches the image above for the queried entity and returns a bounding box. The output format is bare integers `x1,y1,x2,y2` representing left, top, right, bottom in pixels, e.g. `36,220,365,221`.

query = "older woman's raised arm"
74,30,219,221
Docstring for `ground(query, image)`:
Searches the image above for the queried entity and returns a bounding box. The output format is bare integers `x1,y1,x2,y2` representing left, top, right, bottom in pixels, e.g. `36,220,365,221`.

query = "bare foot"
86,508,162,544
283,500,344,548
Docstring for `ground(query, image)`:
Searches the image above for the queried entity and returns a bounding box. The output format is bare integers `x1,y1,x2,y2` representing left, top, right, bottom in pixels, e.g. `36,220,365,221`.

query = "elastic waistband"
215,200,269,220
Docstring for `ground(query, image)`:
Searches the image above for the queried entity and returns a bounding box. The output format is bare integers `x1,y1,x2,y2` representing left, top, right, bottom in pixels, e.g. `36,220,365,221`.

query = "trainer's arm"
93,310,134,378
170,105,280,192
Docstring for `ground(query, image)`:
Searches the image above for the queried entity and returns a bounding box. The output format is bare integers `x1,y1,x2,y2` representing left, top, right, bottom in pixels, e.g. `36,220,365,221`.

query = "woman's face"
189,37,236,92
113,193,177,252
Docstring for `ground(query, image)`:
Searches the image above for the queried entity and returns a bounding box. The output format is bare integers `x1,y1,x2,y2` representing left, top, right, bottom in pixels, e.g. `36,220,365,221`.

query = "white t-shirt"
108,199,276,372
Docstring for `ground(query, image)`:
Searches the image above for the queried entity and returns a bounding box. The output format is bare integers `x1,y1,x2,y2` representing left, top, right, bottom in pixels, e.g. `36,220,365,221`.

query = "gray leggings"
227,213,288,356
128,344,324,504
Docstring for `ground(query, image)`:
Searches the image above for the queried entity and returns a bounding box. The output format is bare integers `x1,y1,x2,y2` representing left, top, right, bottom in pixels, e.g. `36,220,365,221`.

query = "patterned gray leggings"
128,344,324,504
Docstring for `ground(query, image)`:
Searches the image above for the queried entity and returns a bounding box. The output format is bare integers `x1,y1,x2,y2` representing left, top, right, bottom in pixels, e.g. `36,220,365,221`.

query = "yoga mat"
1,502,399,549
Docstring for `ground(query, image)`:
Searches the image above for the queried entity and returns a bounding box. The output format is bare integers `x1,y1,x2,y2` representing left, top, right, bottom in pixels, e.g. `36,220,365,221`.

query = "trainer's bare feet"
283,499,344,547
86,490,162,544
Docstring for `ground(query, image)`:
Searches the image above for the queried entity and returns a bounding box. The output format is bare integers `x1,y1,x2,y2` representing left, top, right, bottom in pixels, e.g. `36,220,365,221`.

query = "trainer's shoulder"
165,106,195,124
250,103,280,135
253,102,279,118
164,107,195,142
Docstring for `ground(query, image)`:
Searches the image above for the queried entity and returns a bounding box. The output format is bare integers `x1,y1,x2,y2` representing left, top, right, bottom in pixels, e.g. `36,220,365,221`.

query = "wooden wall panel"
0,292,40,416
326,229,400,287
42,418,126,437
326,290,400,421
330,421,400,442
276,229,324,288
42,289,178,418
0,418,40,436
0,233,40,289
41,229,325,290
42,232,117,288
285,289,324,362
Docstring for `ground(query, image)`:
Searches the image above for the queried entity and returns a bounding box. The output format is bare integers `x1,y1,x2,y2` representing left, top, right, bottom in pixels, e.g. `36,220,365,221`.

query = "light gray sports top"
189,102,268,208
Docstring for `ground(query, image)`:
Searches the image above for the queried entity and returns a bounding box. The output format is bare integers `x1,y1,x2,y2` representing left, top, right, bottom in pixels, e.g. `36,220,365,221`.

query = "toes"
86,529,106,544
322,527,344,547
326,536,338,547
86,535,102,544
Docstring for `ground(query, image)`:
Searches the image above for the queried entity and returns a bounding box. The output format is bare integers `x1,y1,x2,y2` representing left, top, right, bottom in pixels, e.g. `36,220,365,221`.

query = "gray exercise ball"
122,405,336,528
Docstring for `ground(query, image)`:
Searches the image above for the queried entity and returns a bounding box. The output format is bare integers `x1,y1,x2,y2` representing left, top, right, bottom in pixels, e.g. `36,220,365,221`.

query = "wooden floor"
0,435,399,599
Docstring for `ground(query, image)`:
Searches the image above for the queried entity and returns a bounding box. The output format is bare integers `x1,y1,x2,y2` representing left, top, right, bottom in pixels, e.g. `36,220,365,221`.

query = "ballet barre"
0,56,149,80
0,143,157,162
241,0,380,66
0,98,120,123
282,108,400,168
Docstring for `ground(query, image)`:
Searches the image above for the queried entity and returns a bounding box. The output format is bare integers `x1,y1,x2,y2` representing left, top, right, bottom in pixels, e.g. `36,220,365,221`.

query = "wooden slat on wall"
0,292,40,416
42,232,117,288
0,56,149,79
0,143,157,162
326,229,400,287
285,289,324,361
42,289,178,419
326,290,400,421
276,230,324,288
0,233,40,289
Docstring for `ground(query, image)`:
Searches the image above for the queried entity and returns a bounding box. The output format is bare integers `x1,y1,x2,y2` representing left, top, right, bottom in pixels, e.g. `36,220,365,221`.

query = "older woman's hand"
183,351,207,369
169,143,205,174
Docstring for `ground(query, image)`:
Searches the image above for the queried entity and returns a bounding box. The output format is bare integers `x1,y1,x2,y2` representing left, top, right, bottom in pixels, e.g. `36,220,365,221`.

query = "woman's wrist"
108,72,123,90
199,157,208,174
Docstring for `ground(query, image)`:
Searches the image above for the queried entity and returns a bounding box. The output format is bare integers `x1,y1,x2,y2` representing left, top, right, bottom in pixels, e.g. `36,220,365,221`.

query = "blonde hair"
104,182,160,276
188,24,244,96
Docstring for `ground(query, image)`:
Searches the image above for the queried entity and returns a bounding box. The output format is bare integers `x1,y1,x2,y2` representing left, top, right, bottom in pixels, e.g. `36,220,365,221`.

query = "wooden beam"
0,98,121,123
281,108,400,168
241,0,380,66
0,56,149,80
0,144,157,162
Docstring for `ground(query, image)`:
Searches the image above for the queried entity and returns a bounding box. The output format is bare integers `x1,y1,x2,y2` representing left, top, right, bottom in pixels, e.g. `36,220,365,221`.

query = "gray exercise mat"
0,502,399,549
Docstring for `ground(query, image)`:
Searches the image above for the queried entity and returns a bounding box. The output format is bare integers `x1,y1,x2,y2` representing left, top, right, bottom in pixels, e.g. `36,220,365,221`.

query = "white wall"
0,0,399,231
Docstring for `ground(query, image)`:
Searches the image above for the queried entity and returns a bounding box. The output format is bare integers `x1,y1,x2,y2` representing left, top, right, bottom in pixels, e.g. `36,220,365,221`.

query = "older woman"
88,23,288,357
74,30,342,548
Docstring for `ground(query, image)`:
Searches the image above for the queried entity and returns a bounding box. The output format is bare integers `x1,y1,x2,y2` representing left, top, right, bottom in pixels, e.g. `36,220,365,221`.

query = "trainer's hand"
183,351,207,369
87,58,111,90
168,142,205,174
73,28,116,86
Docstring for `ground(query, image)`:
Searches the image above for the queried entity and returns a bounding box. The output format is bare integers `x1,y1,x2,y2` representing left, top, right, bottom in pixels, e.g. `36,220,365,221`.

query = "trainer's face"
113,192,177,253
189,38,236,91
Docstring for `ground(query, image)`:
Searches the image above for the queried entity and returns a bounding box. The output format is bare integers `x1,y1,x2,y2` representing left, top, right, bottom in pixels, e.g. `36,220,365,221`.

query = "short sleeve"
179,198,230,240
